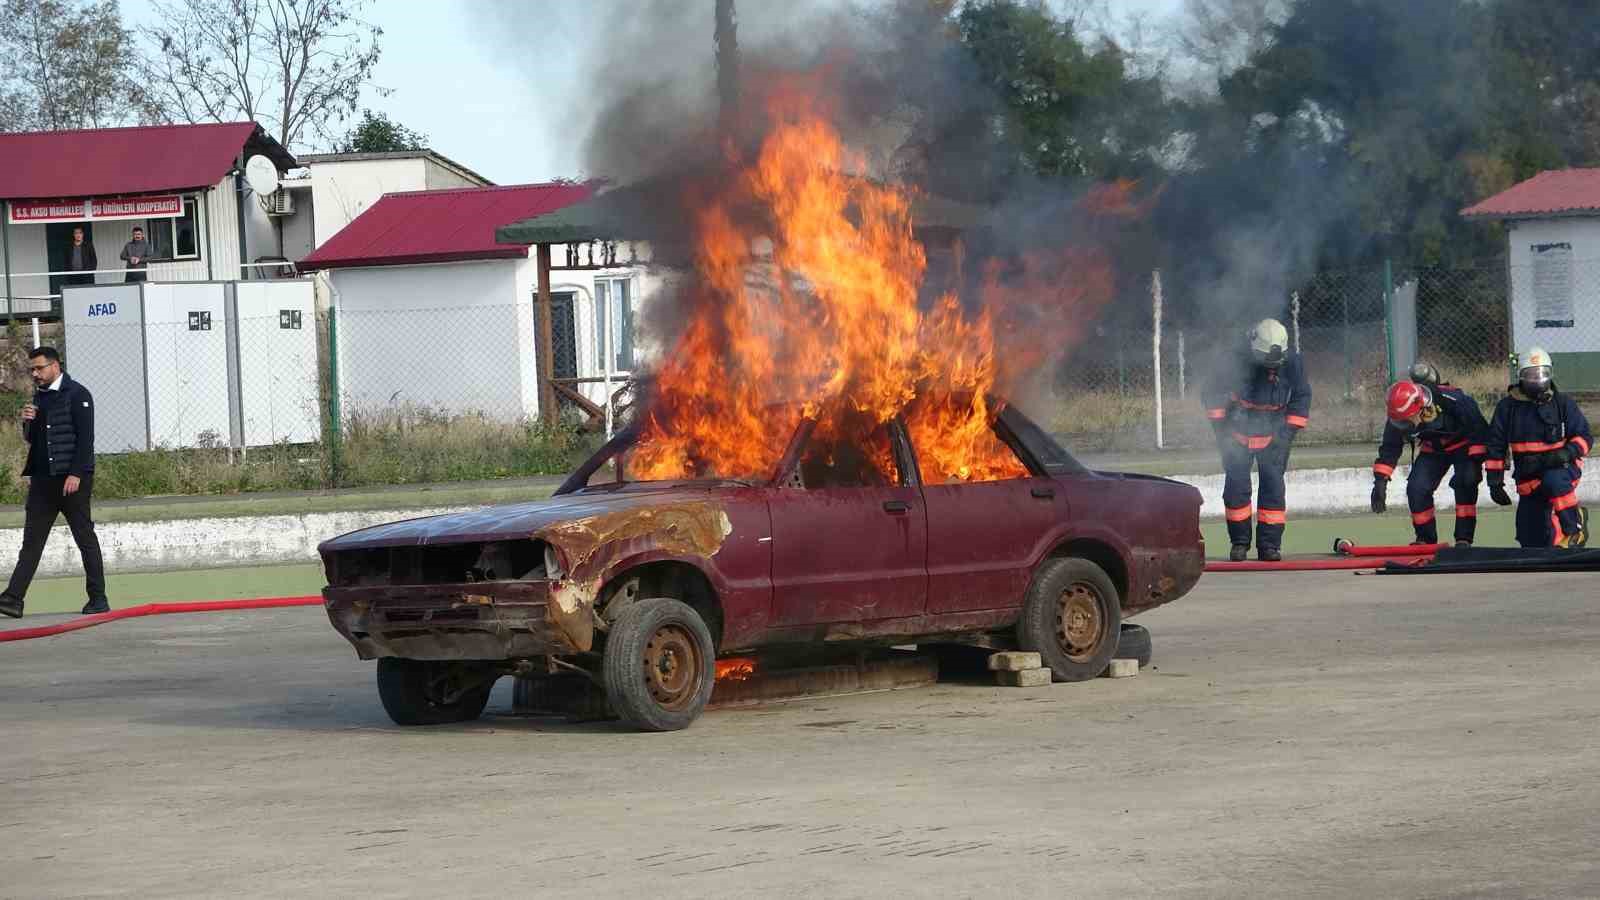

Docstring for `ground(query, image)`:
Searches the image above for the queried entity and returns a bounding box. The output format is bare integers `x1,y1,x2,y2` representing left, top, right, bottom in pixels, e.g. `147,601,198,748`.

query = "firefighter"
1370,366,1489,546
1204,318,1311,561
1485,347,1591,548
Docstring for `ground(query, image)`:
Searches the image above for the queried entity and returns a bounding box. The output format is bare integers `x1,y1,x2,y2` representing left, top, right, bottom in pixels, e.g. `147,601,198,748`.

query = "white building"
297,182,659,423
0,122,297,314
1463,169,1600,390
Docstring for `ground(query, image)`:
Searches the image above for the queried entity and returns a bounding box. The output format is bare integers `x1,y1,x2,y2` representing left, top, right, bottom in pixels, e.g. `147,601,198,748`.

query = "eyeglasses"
28,363,54,372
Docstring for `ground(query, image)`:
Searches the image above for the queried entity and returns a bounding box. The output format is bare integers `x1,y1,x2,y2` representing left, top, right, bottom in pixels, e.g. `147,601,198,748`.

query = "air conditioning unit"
267,190,295,216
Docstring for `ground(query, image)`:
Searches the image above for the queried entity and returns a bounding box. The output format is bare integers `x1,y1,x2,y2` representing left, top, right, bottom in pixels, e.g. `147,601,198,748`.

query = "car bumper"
323,580,587,661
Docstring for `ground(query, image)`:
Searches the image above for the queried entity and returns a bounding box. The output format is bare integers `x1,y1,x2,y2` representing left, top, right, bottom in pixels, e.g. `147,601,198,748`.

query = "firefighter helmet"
1519,346,1554,398
1386,380,1434,431
1249,318,1289,368
1408,361,1441,386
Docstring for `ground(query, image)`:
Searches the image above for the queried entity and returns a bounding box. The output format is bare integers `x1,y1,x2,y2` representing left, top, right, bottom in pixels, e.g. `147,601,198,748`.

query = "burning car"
319,401,1203,731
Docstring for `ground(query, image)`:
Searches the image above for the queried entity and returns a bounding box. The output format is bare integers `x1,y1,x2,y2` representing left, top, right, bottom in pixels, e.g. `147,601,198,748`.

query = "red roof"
1461,168,1600,220
0,122,292,200
298,182,597,270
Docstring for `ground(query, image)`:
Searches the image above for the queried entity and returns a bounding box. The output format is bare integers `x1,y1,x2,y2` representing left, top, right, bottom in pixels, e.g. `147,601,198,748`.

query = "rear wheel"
602,597,716,732
375,658,496,726
1017,558,1123,682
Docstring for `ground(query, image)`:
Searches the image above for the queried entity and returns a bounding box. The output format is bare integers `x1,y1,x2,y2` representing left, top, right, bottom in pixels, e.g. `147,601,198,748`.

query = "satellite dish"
244,154,280,195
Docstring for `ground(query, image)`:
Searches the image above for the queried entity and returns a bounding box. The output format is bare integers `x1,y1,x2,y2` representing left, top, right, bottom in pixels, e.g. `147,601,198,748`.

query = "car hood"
318,485,734,552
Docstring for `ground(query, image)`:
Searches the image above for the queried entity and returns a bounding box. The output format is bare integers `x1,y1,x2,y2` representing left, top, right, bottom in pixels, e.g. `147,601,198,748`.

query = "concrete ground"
4,570,1598,898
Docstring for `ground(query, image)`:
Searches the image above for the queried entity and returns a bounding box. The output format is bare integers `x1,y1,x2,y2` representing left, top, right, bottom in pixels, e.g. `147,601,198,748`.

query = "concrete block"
987,651,1043,672
995,667,1052,687
1102,658,1139,678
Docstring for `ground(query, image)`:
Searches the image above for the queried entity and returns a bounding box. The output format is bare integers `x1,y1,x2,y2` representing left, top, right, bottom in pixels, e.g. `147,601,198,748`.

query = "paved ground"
5,570,1598,898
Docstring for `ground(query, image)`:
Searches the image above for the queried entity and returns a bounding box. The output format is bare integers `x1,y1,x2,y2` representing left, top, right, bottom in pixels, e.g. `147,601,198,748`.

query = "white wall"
329,260,536,421
277,184,317,262
310,157,427,247
142,282,233,448
2,217,49,308
1506,217,1600,354
424,159,483,190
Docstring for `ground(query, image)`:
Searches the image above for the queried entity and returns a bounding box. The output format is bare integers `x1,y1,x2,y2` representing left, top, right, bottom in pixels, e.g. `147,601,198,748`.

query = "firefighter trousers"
1221,439,1288,551
1514,463,1584,548
1406,451,1480,544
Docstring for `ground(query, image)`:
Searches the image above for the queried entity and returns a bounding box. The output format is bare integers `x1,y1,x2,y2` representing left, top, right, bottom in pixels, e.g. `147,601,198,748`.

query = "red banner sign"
7,194,184,224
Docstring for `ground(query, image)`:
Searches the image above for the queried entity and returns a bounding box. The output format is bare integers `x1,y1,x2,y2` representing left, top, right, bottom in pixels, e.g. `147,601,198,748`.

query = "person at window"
120,226,153,283
0,347,109,618
65,227,97,286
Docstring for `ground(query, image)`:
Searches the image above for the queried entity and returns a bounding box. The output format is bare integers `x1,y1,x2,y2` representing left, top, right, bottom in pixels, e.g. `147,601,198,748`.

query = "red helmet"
1386,381,1432,430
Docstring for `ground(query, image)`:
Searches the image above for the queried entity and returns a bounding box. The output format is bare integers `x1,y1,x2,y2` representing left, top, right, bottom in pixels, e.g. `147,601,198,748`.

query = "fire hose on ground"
0,596,322,643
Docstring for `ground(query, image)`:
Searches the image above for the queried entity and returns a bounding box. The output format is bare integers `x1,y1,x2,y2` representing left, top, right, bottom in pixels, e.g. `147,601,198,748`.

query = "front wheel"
602,597,716,732
1017,558,1123,682
375,658,496,726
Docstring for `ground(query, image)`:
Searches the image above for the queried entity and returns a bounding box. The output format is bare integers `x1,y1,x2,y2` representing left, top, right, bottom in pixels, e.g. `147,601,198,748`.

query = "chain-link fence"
1046,258,1546,453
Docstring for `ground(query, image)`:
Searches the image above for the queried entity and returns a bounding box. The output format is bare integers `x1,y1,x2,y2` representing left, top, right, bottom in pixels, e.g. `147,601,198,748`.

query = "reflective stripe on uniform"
1373,462,1395,478
1257,508,1286,525
1468,444,1487,457
1206,408,1227,421
1511,440,1567,453
1517,478,1540,496
1553,491,1580,511
1233,433,1273,450
1456,504,1477,518
1411,508,1436,525
1485,459,1506,471
1225,505,1253,523
1285,414,1309,428
1574,436,1592,455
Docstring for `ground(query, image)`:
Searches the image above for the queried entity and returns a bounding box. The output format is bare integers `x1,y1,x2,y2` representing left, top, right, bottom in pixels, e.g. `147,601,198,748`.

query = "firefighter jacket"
1372,385,1489,480
1484,385,1592,486
1203,351,1311,451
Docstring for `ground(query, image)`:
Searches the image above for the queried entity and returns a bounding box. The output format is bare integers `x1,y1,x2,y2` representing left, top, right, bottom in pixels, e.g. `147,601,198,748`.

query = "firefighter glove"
1371,477,1387,514
1489,482,1513,507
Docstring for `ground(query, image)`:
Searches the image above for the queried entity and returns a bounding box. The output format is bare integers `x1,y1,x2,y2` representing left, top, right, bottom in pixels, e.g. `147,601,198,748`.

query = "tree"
339,109,425,153
1169,0,1288,92
135,0,383,151
0,0,138,131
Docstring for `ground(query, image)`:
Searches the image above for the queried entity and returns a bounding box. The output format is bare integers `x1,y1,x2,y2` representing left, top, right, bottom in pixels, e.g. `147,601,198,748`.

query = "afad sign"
7,195,184,224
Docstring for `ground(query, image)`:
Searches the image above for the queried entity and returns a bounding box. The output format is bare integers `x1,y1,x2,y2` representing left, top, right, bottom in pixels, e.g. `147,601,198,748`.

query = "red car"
319,403,1204,731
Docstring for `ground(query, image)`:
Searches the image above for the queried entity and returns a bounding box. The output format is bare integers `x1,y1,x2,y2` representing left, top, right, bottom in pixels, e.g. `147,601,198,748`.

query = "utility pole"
715,0,740,143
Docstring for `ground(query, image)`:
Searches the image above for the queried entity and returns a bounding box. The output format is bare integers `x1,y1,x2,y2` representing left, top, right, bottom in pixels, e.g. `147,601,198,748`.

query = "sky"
127,0,1189,185
351,0,1189,185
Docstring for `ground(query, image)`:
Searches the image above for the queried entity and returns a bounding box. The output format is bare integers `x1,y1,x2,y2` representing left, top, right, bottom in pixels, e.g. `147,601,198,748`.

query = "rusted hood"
317,486,733,552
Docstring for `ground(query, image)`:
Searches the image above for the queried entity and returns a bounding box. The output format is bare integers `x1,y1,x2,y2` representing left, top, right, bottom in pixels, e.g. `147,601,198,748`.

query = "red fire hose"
1205,556,1432,573
1333,538,1447,557
0,595,321,643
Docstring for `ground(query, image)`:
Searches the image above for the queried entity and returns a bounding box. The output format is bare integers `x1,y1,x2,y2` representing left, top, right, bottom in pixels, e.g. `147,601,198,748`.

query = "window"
791,422,903,490
148,196,201,261
904,396,1031,485
594,277,635,373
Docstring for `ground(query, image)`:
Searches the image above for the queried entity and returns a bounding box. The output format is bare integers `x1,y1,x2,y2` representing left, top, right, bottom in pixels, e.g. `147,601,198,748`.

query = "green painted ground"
13,563,325,617
1201,506,1519,558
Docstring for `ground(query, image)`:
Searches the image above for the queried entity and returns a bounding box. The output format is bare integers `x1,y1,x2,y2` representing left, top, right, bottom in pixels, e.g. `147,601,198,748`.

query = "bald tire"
602,597,717,732
1116,623,1153,669
1017,558,1123,682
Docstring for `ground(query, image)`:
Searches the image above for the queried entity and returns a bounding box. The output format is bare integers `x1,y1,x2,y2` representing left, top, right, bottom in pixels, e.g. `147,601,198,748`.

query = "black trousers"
4,474,106,603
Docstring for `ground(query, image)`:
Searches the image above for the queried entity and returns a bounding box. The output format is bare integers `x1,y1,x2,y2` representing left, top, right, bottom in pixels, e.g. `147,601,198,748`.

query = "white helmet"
1249,318,1289,368
1519,346,1553,398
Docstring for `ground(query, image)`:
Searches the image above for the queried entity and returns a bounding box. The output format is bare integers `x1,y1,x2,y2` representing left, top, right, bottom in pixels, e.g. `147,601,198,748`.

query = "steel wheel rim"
1057,583,1105,663
642,623,702,710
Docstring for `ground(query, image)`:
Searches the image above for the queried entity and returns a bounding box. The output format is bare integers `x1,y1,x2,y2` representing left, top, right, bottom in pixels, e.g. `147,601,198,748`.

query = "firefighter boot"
1229,544,1249,562
1557,507,1589,549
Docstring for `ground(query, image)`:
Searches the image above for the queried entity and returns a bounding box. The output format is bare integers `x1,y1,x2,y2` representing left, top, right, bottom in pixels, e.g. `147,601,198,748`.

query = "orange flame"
715,657,758,682
626,87,1131,484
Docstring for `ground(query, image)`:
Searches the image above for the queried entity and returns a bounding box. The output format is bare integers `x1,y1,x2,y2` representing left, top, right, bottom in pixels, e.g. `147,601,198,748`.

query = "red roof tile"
1460,168,1600,219
298,182,597,270
0,122,290,200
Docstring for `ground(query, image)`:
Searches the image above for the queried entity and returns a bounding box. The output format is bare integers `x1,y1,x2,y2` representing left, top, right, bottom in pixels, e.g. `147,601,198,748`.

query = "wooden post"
536,243,557,422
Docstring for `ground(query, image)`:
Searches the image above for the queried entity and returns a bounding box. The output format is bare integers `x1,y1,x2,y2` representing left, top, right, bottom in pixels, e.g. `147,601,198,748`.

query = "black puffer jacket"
22,375,95,477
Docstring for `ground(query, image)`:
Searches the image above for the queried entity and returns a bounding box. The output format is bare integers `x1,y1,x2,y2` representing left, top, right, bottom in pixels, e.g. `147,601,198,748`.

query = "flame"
626,87,1130,485
715,657,758,682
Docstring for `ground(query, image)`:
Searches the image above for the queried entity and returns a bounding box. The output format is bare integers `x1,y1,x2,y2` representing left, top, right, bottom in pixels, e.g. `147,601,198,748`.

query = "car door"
912,414,1071,614
767,420,928,626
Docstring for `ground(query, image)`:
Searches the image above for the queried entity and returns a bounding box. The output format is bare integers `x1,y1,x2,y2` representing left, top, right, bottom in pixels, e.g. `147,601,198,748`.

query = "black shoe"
1455,540,1473,548
1229,544,1249,562
1257,547,1282,562
0,593,21,619
81,599,110,615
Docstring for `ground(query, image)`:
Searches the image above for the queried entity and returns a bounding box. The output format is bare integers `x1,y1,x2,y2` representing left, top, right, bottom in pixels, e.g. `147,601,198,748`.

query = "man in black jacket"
0,347,108,618
65,227,98,286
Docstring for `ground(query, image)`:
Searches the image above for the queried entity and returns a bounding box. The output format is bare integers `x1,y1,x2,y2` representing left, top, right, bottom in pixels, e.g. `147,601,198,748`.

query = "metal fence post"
327,303,343,487
1290,290,1301,353
1152,269,1164,450
1178,330,1187,401
1383,258,1396,385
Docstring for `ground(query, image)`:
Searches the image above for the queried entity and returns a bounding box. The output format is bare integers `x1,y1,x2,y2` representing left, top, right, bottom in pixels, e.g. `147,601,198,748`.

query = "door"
912,416,1070,614
767,420,928,626
47,221,94,296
